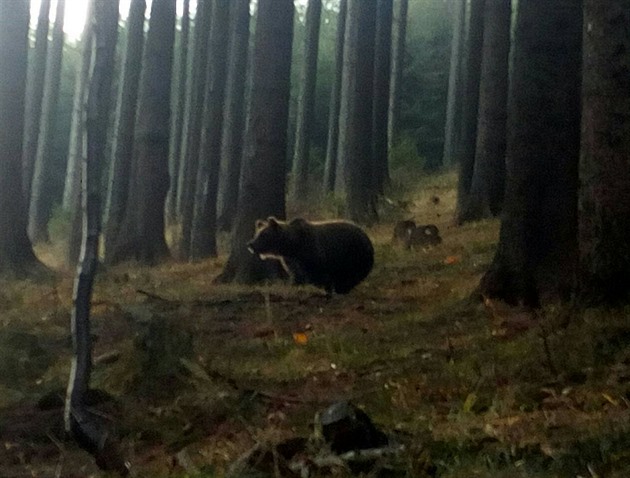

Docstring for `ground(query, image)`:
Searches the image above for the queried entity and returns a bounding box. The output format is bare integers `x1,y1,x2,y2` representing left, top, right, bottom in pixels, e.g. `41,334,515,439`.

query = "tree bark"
216,0,294,284
454,0,485,224
458,0,510,222
336,0,378,224
62,0,94,214
372,0,394,194
442,0,465,167
109,0,176,265
290,0,322,200
322,0,347,193
217,0,251,231
480,0,582,306
578,0,630,305
0,0,45,277
22,0,51,203
166,0,191,224
387,0,408,155
103,0,146,260
64,1,128,472
28,0,67,243
176,0,211,259
189,0,231,259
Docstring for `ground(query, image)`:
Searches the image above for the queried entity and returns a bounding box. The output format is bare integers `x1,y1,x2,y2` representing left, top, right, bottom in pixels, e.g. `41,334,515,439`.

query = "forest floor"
1,171,630,477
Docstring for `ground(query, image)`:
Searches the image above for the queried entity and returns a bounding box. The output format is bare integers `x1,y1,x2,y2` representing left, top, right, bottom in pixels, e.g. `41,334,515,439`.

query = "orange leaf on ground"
444,256,460,265
293,332,308,345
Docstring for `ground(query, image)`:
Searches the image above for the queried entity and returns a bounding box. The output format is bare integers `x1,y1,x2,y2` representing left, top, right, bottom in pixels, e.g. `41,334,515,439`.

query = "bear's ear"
266,216,280,228
255,219,267,229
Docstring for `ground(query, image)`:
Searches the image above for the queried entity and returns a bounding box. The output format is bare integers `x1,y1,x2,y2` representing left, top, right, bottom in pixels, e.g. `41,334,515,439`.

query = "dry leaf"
444,256,460,265
293,332,308,345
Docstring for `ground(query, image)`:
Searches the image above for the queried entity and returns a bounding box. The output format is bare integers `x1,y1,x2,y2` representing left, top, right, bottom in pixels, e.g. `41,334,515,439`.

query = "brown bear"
392,219,417,244
247,217,374,294
405,224,442,249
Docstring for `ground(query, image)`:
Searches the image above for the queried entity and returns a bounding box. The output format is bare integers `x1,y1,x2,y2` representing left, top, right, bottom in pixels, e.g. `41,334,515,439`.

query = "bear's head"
248,217,300,257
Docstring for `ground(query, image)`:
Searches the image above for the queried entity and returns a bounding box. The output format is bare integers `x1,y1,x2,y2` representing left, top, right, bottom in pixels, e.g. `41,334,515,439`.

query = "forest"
0,0,629,476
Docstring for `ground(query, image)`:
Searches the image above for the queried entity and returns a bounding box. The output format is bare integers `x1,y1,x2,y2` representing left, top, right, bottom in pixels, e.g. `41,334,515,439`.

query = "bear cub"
248,217,374,294
405,224,442,249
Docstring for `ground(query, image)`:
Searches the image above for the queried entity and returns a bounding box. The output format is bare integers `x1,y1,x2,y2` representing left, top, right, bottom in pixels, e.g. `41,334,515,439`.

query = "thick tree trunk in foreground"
103,0,146,260
0,0,44,277
337,0,378,224
480,0,582,306
189,0,231,259
23,0,51,202
458,0,510,222
322,0,347,193
442,0,466,167
578,0,630,305
217,0,251,231
217,0,294,284
64,1,128,473
455,0,485,224
387,0,408,155
291,0,322,200
28,0,66,243
109,0,175,265
372,0,393,194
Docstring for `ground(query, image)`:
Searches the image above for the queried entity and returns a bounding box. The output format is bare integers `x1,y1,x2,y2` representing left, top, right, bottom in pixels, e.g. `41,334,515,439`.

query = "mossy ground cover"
1,172,629,477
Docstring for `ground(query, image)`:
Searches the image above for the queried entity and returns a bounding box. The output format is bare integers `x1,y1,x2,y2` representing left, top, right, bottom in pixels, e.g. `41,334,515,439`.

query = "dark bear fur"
405,224,442,249
392,220,416,244
248,217,374,294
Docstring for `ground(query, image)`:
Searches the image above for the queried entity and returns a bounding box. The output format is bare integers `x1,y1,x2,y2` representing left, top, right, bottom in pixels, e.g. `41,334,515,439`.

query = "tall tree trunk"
336,0,378,224
103,0,146,260
216,0,294,284
62,0,94,214
28,0,66,243
189,0,231,259
64,1,128,472
109,0,176,265
442,0,466,167
372,0,393,194
22,0,51,202
578,0,630,305
0,0,45,277
458,0,510,222
322,0,347,193
217,0,251,232
290,0,322,200
176,0,211,259
480,0,582,306
166,0,191,224
387,0,408,155
454,0,485,224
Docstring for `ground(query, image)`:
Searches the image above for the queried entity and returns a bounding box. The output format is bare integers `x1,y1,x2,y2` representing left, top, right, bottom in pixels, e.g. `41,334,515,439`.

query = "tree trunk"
578,0,630,305
22,0,51,203
64,1,128,472
458,0,510,222
290,0,322,200
479,0,582,306
216,0,294,284
454,0,485,224
103,0,146,260
176,0,212,259
166,0,191,224
62,0,94,214
0,0,45,277
322,0,347,193
189,0,231,259
109,0,176,265
217,0,251,231
372,0,393,194
28,0,66,243
442,0,465,167
336,0,378,224
387,0,408,155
